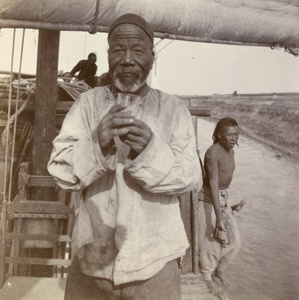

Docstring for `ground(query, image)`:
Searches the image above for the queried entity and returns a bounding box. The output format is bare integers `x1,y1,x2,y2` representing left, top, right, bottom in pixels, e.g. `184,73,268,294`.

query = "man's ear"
217,132,222,140
149,50,155,70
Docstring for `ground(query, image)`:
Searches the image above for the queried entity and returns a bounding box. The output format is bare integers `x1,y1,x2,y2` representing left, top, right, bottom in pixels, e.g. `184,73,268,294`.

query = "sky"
0,28,298,95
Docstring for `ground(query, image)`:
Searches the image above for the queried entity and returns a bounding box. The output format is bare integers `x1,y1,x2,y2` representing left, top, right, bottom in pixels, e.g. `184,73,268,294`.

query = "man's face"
218,126,239,150
108,23,154,93
63,72,72,83
89,55,97,64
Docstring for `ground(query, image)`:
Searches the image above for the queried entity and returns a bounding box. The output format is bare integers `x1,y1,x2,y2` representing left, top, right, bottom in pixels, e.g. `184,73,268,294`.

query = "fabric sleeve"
47,92,117,191
124,102,202,195
70,60,83,77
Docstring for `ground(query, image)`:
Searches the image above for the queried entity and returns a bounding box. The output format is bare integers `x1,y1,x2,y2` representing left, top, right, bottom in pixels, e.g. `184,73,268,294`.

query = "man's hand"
97,105,134,156
215,214,229,248
120,119,152,156
216,214,229,231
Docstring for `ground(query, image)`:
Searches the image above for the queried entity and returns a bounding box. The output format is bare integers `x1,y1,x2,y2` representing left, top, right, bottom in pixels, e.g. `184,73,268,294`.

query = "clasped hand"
97,105,152,157
216,214,229,231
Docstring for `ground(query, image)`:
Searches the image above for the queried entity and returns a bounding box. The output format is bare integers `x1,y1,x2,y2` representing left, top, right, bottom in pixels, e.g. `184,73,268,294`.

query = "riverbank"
181,93,299,160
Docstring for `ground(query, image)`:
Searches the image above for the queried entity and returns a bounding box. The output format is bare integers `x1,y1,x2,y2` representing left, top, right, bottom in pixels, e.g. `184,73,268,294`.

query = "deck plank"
1,274,228,299
0,276,66,300
181,273,229,300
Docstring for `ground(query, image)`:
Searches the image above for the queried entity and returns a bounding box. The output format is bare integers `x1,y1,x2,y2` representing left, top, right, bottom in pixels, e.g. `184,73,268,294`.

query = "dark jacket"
70,60,97,88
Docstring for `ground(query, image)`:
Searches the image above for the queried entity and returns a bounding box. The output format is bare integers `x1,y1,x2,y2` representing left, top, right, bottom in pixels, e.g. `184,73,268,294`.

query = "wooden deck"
0,276,66,300
181,273,230,300
0,273,228,299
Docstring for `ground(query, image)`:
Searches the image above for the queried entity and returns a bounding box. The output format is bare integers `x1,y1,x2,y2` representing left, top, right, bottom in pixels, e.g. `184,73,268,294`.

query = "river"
196,118,299,300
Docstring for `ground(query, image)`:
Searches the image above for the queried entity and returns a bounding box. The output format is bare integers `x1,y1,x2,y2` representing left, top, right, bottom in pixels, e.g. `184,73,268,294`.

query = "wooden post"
33,30,60,200
23,30,60,276
179,192,193,274
191,190,199,274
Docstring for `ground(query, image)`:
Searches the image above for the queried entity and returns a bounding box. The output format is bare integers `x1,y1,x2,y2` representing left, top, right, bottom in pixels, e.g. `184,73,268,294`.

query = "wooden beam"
189,108,211,117
0,70,36,79
5,233,71,242
9,200,73,214
179,192,193,274
0,100,211,117
33,30,60,175
33,30,60,199
5,257,72,266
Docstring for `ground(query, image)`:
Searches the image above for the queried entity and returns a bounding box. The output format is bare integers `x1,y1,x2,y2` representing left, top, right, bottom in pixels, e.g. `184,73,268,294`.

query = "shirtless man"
198,117,242,297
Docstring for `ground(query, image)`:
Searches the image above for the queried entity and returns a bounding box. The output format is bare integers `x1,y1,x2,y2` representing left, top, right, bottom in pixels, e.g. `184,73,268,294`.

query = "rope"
2,29,16,205
154,38,165,49
89,0,100,34
155,39,174,56
284,47,299,57
8,29,26,204
1,97,30,146
0,28,16,288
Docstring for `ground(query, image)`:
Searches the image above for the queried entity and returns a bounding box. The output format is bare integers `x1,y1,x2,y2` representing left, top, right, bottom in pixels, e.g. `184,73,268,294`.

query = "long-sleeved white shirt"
48,86,202,285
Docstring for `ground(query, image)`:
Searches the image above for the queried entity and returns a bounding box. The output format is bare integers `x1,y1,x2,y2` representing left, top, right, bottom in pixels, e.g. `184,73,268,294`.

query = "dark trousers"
65,256,182,300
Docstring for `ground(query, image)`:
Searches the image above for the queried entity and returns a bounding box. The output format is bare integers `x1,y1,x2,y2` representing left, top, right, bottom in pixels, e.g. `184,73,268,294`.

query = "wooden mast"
33,30,60,200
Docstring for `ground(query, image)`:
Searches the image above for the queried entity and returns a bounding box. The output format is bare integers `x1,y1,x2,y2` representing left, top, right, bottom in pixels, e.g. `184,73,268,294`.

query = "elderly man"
48,13,201,300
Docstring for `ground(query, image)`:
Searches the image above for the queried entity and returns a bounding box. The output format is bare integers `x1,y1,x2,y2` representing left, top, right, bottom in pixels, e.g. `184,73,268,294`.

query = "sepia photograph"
0,1,298,299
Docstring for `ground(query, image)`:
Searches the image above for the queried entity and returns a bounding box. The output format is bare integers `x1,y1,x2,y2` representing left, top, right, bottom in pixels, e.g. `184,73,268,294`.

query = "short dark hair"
212,117,239,143
63,72,72,77
88,53,96,60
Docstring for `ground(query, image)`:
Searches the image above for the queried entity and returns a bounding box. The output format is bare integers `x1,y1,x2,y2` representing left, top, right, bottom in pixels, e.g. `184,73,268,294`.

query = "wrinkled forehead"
222,125,239,134
108,23,152,46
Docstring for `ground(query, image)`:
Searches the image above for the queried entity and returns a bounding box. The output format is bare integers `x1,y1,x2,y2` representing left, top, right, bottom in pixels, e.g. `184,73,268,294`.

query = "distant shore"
180,93,299,160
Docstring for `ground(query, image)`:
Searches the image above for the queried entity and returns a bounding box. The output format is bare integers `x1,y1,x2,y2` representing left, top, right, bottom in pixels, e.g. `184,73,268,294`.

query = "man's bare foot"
214,269,231,289
204,279,223,296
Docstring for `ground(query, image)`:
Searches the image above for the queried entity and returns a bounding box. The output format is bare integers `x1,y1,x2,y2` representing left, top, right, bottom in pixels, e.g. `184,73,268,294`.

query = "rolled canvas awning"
0,0,298,50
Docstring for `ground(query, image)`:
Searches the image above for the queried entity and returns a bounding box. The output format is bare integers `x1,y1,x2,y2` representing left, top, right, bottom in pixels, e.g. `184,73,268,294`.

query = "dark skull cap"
108,13,154,44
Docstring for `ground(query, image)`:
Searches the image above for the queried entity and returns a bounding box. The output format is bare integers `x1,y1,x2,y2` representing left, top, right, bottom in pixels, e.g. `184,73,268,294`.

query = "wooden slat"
10,213,68,219
181,274,219,300
5,233,72,242
28,175,56,187
179,192,193,274
0,98,211,117
0,70,36,78
189,108,211,117
191,190,199,274
55,101,212,117
9,200,73,214
5,257,72,266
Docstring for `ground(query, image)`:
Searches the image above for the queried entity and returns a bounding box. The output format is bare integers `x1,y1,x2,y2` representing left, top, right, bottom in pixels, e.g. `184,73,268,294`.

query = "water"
197,118,299,300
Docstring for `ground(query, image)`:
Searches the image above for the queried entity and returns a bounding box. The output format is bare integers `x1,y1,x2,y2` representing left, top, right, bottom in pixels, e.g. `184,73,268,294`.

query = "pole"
33,30,60,199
